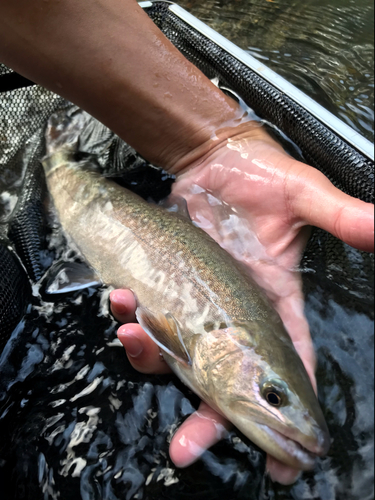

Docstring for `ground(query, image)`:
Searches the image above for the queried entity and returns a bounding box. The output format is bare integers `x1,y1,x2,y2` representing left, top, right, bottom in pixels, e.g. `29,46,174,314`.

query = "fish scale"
45,155,273,336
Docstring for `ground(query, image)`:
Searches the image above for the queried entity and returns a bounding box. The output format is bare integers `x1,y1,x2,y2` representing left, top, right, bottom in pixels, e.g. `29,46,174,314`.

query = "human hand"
110,124,374,485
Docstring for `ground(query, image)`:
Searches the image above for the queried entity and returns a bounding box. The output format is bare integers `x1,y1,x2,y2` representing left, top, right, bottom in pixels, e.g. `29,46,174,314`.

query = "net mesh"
0,240,30,351
0,1,373,347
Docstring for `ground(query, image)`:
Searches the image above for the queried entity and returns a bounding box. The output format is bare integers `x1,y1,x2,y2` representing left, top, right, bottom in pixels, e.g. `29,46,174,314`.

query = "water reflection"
178,0,374,141
0,286,267,499
0,190,373,500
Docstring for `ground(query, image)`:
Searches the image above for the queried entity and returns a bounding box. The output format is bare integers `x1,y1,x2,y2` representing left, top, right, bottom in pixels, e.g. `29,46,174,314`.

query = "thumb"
291,165,374,252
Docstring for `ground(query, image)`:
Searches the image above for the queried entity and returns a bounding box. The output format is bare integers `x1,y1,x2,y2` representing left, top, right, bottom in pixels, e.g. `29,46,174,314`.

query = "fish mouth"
258,424,327,470
228,398,330,470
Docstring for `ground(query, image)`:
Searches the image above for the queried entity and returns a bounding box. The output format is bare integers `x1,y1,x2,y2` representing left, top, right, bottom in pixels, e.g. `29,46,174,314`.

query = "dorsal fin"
159,194,192,221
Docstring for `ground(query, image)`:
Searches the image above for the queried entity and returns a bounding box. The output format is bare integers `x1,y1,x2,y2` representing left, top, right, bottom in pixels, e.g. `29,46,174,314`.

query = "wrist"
168,120,286,177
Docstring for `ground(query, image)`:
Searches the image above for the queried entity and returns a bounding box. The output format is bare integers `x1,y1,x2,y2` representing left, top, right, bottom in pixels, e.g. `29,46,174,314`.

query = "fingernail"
110,291,128,315
119,333,143,358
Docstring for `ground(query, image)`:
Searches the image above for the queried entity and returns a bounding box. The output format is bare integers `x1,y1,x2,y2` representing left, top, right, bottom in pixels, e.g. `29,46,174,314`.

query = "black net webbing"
0,239,30,352
0,1,373,349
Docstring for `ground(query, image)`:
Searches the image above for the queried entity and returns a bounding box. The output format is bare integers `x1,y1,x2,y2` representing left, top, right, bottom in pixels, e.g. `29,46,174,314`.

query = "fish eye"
266,390,282,407
261,381,288,408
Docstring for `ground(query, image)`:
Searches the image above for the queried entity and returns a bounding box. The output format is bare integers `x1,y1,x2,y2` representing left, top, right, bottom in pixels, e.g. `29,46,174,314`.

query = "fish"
42,109,330,471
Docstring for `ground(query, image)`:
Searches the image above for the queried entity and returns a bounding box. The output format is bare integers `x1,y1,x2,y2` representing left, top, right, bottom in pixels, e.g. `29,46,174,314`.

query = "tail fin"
43,106,114,174
45,106,113,157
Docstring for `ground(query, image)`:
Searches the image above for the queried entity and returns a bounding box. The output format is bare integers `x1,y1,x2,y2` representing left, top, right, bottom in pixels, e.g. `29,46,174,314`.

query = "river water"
178,0,374,141
0,1,373,500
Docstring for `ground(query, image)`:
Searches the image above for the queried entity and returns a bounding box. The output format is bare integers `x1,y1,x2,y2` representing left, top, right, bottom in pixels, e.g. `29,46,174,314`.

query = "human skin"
1,0,373,485
110,130,374,484
0,0,244,171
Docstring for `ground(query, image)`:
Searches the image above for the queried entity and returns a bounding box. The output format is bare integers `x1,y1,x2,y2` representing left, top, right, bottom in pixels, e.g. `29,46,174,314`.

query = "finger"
264,263,317,394
275,292,317,394
110,289,137,323
292,165,374,252
117,323,172,374
169,402,231,468
290,333,317,394
266,454,301,485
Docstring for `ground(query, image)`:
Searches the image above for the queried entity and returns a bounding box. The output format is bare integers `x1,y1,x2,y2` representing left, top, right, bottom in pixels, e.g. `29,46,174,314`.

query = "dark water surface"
1,262,373,500
0,2,374,500
178,0,374,141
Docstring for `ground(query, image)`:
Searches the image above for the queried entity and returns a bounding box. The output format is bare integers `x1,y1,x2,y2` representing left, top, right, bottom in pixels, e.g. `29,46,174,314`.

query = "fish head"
193,323,330,470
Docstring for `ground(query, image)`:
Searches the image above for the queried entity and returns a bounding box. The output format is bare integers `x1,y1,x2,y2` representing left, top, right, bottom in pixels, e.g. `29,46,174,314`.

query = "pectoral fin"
136,307,191,366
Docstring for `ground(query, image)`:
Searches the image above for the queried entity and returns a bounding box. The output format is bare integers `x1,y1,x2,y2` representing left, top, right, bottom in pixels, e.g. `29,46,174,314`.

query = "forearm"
0,0,245,172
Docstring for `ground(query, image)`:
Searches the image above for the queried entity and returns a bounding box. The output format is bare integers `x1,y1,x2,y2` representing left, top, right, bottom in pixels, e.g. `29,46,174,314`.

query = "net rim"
140,1,374,160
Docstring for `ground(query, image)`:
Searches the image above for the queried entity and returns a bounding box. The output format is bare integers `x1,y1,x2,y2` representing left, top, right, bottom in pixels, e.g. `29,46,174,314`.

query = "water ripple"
180,0,374,140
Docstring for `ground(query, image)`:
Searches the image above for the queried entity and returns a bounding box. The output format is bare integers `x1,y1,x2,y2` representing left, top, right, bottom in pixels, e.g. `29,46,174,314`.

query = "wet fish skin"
42,115,330,470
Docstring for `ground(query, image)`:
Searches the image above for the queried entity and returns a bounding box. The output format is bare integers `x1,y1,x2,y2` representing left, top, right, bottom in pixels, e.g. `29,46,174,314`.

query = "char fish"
42,109,330,470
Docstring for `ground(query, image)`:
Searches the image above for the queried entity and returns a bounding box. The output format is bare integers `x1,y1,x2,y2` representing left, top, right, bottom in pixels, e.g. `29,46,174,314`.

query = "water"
0,181,373,500
0,285,266,500
0,2,374,500
178,0,374,141
0,134,373,500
